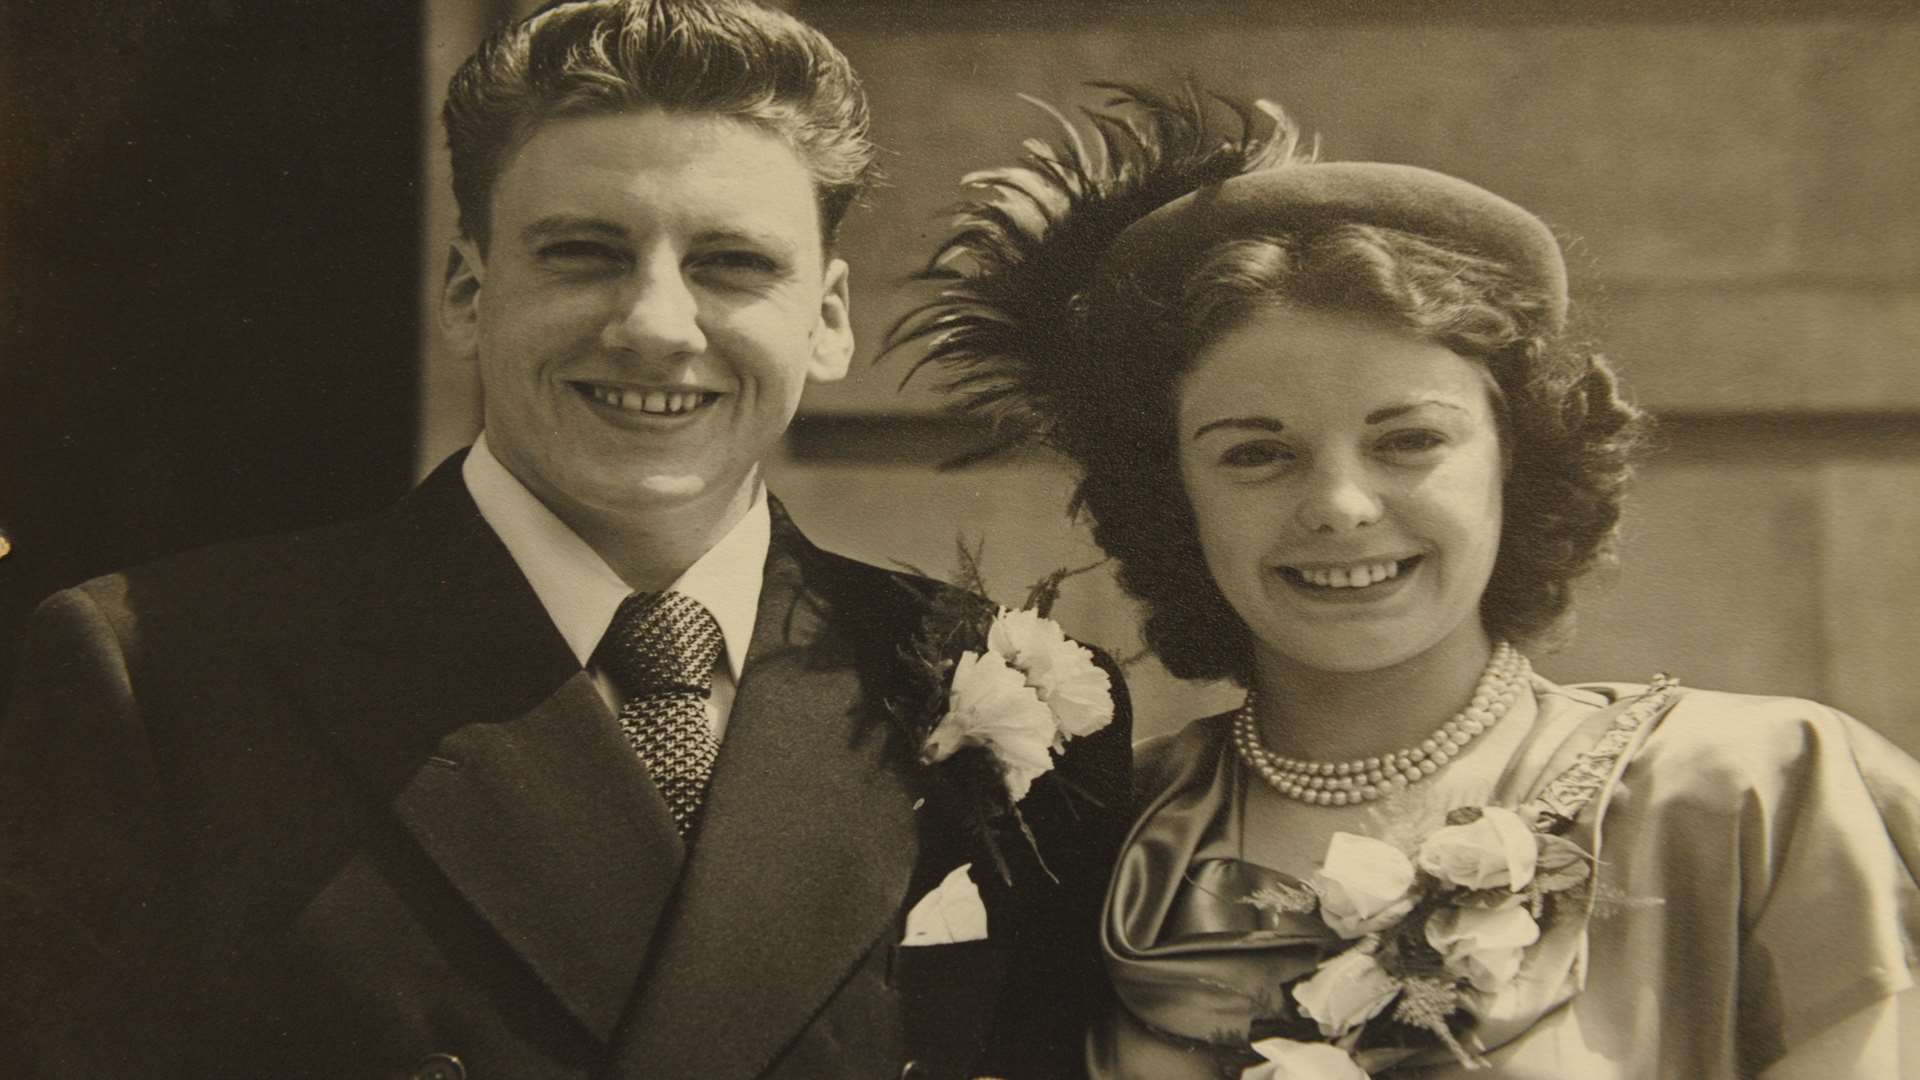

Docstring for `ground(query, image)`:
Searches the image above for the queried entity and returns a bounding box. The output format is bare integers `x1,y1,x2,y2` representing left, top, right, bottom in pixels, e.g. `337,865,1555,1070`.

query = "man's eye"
695,250,781,275
539,241,624,266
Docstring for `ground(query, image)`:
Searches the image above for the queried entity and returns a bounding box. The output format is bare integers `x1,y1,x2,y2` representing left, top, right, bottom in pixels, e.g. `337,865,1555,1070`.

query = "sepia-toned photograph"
2,1,1915,1076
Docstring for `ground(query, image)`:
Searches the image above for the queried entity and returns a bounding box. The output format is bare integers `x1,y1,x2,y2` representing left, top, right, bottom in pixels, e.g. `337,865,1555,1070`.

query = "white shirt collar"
462,434,766,683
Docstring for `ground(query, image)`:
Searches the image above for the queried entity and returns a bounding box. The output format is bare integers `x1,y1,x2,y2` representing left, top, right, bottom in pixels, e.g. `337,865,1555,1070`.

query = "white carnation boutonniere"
921,646,1059,803
917,602,1115,806
891,541,1117,883
985,607,1115,744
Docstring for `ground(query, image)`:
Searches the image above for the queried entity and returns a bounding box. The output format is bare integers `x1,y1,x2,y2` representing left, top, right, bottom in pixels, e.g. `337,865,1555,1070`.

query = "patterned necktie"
594,590,725,838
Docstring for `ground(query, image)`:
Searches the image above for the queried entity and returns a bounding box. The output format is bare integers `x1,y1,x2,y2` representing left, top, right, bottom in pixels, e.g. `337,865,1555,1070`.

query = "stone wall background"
417,2,1920,746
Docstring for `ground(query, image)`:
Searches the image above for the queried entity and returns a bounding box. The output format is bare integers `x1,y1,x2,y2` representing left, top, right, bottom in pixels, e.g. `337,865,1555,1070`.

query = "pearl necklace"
1232,642,1530,806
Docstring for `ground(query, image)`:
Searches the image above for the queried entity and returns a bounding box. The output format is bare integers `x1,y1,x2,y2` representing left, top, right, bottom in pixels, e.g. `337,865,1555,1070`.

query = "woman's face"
1175,303,1505,678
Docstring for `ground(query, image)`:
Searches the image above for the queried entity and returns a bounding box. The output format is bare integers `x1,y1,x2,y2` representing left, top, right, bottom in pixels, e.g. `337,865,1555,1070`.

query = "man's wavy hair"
443,0,876,250
893,86,1647,685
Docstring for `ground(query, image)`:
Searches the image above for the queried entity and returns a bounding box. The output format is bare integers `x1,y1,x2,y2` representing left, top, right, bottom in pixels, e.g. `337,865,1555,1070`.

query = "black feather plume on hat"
885,83,1317,466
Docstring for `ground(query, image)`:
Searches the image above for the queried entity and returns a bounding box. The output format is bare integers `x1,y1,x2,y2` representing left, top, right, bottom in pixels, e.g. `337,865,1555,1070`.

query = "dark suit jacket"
0,455,1132,1080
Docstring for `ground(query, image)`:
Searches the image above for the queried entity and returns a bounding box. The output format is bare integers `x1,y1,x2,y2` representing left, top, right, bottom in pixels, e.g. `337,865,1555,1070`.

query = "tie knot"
596,591,724,697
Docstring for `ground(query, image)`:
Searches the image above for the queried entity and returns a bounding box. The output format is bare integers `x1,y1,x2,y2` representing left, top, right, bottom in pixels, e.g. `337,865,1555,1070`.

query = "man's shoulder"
72,458,474,624
802,544,971,612
770,511,986,633
77,504,400,615
47,465,481,672
7,508,410,707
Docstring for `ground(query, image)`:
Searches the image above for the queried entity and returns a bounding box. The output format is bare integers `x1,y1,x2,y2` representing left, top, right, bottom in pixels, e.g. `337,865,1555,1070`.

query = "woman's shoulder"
1563,678,1920,818
1550,681,1920,1072
1132,710,1235,806
1632,684,1868,764
1553,676,1857,754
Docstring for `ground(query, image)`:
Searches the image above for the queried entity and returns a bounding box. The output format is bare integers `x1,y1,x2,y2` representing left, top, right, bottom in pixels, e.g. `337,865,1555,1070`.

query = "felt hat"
889,85,1570,458
1098,161,1568,330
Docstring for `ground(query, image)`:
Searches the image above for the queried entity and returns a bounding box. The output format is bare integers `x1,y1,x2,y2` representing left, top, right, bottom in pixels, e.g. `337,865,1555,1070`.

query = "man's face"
443,109,852,535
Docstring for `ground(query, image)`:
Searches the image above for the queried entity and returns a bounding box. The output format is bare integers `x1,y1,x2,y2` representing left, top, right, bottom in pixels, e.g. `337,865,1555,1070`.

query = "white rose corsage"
1233,676,1683,1075
891,542,1116,884
1236,806,1591,1072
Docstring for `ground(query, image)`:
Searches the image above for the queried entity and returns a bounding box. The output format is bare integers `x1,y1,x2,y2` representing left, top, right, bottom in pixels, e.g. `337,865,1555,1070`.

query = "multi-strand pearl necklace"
1232,642,1531,806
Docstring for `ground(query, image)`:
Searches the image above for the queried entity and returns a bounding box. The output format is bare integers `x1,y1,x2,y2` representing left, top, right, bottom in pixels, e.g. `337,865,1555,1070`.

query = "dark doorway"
1,0,423,702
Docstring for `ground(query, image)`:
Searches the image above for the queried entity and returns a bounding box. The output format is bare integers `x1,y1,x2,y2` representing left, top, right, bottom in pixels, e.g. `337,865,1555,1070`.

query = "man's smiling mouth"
574,382,720,416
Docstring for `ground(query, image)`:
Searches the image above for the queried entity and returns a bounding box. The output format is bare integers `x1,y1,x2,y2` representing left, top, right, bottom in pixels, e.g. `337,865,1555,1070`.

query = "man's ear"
440,236,485,360
807,256,854,384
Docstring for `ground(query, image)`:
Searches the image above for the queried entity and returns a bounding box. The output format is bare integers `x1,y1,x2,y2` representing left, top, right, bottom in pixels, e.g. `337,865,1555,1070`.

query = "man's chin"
601,468,761,518
628,473,708,501
541,459,763,528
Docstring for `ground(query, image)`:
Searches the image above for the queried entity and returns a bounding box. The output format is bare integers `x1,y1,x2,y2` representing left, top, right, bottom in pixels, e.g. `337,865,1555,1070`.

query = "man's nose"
604,252,705,360
1294,458,1383,533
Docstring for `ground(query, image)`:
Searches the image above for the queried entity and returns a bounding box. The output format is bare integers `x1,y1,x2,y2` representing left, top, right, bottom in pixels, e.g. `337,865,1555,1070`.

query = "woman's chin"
1250,619,1488,680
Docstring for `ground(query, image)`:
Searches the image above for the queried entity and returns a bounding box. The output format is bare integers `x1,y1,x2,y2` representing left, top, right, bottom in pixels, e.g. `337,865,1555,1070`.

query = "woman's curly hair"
891,85,1647,684
1076,226,1646,683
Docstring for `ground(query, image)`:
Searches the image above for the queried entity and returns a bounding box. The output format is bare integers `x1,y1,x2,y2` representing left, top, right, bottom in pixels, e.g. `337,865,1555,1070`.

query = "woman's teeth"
1293,559,1404,588
584,385,710,415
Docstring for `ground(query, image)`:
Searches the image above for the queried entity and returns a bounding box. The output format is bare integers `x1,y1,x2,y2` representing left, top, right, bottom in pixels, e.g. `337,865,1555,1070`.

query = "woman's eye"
1377,429,1447,456
1219,441,1293,469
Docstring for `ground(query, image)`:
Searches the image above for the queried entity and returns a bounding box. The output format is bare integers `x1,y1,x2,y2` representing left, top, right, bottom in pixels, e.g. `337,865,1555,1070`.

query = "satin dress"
1090,676,1920,1078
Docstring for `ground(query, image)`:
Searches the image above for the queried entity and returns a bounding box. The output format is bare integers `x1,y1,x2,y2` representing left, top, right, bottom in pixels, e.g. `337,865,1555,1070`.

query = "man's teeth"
585,385,709,415
1295,560,1403,588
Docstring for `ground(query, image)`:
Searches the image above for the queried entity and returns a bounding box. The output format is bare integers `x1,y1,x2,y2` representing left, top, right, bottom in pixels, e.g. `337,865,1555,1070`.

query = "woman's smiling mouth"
1278,555,1424,592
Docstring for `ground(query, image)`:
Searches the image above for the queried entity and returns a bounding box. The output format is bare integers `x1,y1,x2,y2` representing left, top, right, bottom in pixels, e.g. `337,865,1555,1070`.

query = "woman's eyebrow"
1364,398,1471,425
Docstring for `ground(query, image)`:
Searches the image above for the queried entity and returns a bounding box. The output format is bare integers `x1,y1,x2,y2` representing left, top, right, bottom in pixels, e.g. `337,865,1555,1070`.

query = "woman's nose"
1294,460,1383,533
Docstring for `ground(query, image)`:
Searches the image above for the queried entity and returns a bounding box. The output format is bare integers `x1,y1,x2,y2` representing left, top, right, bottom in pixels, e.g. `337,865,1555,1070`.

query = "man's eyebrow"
1192,416,1284,439
693,227,800,259
520,215,628,244
1364,398,1472,425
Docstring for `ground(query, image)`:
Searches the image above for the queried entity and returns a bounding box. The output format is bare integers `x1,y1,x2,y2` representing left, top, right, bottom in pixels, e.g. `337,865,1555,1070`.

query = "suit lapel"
608,503,923,1079
272,457,683,1045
